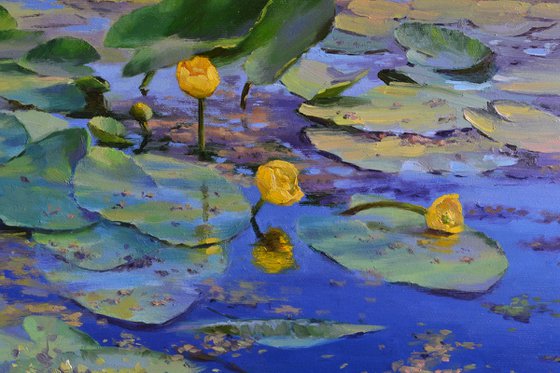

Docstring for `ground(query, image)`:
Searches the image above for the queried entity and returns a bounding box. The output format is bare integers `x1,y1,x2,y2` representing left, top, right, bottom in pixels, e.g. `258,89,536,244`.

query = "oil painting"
0,0,559,372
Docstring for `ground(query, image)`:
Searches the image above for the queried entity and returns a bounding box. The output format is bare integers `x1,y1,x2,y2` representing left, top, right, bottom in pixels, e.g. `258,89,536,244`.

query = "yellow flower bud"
129,102,153,123
255,160,304,206
252,228,297,274
58,359,73,373
176,56,220,99
425,194,464,234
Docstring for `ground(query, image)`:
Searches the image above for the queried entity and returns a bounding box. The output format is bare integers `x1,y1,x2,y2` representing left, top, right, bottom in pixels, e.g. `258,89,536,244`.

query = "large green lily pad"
281,59,368,101
305,127,517,174
18,37,100,77
299,84,488,135
74,148,250,246
0,112,29,164
33,221,170,271
38,241,226,324
13,110,68,142
394,23,493,72
464,100,560,153
0,129,98,230
193,319,385,348
0,316,200,372
297,195,508,292
87,116,133,147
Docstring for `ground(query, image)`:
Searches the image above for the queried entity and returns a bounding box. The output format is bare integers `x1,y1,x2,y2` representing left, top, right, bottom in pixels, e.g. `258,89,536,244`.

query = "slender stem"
250,198,265,238
240,81,252,111
201,184,209,223
340,201,427,216
139,70,155,96
250,216,263,239
251,198,265,217
198,98,205,157
139,120,151,136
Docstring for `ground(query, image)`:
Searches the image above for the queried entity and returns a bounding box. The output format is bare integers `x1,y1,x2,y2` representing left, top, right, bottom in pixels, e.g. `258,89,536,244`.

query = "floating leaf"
297,195,508,292
23,315,98,352
464,100,560,153
0,112,29,164
39,242,226,324
494,59,560,96
18,37,101,77
348,0,410,19
104,0,269,48
321,29,390,55
33,221,168,271
87,116,133,147
13,110,68,142
0,5,16,31
74,148,250,246
333,12,399,38
0,30,44,59
394,23,493,72
299,84,487,135
281,60,368,101
0,129,97,230
306,127,517,174
193,319,384,348
74,75,110,93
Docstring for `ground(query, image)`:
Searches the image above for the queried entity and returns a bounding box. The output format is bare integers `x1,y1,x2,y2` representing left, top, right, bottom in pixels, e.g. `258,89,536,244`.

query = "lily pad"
18,37,101,77
348,0,410,19
74,148,250,246
38,241,226,324
464,100,560,153
193,319,384,348
297,196,508,292
321,29,390,55
13,110,68,142
0,128,98,230
0,29,44,59
306,127,517,174
494,59,560,96
299,84,488,135
87,116,133,147
394,23,493,72
281,60,368,101
0,5,17,31
333,12,399,38
0,112,29,164
33,221,169,271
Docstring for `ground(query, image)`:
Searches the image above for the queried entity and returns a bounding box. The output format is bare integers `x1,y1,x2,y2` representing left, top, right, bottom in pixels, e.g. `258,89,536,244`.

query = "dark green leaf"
88,116,133,147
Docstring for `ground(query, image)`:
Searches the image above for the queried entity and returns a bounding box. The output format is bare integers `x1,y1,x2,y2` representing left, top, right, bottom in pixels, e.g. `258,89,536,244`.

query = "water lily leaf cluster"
0,316,200,372
297,195,508,292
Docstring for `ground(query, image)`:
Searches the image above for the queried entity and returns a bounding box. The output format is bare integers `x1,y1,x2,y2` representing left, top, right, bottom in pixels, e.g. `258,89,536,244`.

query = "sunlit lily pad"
0,129,98,230
281,60,368,101
74,148,250,246
494,59,560,95
18,37,101,77
0,112,29,164
333,12,399,38
13,110,68,142
299,84,487,135
33,221,170,271
297,195,508,292
192,319,384,348
394,23,493,72
87,116,133,147
305,127,517,174
38,242,226,324
464,100,560,153
348,0,410,19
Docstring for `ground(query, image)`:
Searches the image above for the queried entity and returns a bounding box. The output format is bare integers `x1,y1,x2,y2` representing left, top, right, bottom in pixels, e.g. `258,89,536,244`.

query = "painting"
0,0,559,371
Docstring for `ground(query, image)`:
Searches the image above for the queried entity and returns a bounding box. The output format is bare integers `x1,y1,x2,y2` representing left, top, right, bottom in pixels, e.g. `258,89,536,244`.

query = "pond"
0,1,560,372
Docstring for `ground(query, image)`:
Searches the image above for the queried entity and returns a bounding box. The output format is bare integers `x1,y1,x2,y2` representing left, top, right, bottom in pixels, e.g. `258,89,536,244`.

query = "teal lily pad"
13,110,68,142
321,29,390,55
297,196,508,292
87,116,133,147
192,319,385,348
0,112,29,164
33,221,170,271
18,37,101,77
281,59,368,101
74,148,250,246
0,129,98,230
394,23,493,72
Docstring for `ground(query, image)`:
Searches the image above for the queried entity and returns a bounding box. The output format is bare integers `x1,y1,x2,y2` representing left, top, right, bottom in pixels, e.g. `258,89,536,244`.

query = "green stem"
251,198,265,217
139,71,155,96
139,120,151,136
240,81,252,111
340,201,427,216
198,98,205,157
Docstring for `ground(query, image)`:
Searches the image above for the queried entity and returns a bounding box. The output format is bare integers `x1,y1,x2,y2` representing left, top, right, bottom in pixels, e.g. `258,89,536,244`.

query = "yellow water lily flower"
176,56,220,99
255,160,304,206
425,194,464,234
252,228,297,274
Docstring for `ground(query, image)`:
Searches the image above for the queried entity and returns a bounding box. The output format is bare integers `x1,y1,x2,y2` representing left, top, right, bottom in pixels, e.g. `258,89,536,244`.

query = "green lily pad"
305,127,517,174
0,5,16,31
1,316,200,372
74,75,110,93
0,61,86,113
299,84,488,135
0,30,44,59
74,148,250,246
297,196,508,292
13,110,68,142
193,319,384,348
38,241,226,324
321,29,390,55
494,59,560,96
87,116,133,147
0,112,29,164
19,37,101,77
394,23,493,72
33,221,170,271
0,129,98,230
281,59,368,101
464,100,560,153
